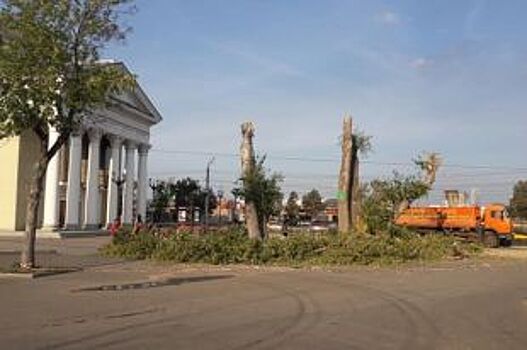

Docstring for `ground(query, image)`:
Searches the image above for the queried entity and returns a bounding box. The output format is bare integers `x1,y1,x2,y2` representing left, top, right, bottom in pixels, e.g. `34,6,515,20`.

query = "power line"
150,171,526,184
151,148,527,171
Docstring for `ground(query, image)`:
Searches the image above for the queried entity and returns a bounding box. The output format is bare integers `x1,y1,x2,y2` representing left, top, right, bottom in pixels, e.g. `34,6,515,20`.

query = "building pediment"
84,61,162,145
110,62,163,125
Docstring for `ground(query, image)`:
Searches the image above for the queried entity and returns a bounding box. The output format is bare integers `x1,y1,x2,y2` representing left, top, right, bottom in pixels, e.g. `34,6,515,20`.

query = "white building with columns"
0,62,162,233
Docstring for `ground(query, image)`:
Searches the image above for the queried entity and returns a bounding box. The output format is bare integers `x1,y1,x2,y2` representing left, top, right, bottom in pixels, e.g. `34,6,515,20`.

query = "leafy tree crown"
0,0,135,140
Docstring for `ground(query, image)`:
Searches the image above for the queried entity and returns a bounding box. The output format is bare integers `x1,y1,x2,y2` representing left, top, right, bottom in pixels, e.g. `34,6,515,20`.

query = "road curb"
0,267,82,279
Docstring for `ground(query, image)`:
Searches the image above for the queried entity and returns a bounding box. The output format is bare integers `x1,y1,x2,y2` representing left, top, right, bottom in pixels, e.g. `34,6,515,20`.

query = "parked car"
267,221,283,231
310,220,331,232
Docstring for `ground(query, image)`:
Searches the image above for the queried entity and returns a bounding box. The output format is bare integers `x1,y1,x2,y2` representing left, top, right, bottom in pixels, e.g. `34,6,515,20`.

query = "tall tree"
510,180,527,219
302,189,324,220
0,0,135,268
172,177,216,223
284,191,300,226
151,180,171,223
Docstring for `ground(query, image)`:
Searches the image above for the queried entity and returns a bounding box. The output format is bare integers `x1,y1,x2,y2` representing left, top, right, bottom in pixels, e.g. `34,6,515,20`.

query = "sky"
107,0,527,204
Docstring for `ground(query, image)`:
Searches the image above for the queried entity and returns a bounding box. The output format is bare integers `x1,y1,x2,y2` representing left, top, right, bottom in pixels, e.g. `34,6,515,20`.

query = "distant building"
323,198,338,222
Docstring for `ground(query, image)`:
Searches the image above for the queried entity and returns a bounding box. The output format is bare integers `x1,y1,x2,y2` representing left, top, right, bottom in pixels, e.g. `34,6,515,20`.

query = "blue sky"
108,0,527,203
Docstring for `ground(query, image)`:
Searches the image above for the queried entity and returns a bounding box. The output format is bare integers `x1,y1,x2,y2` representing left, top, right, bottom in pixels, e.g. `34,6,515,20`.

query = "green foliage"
316,232,482,265
284,191,301,225
302,188,324,220
352,131,373,156
102,228,482,266
414,152,442,186
103,229,158,260
0,0,136,267
361,172,430,234
0,0,135,140
150,177,217,222
150,180,173,221
173,177,217,215
236,156,283,232
510,180,527,219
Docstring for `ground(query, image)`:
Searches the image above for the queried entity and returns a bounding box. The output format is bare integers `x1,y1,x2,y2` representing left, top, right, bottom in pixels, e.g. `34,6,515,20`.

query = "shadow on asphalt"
72,275,234,293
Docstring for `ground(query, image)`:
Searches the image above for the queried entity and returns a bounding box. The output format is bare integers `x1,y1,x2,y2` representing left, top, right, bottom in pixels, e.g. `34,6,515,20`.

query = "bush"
100,228,482,266
103,229,158,260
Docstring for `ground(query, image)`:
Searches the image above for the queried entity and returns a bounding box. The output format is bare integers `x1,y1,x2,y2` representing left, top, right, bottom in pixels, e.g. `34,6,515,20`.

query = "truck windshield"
491,211,503,220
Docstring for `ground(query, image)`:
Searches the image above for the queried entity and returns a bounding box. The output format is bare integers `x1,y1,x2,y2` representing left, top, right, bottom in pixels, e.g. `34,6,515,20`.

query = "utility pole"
204,157,215,229
217,189,224,226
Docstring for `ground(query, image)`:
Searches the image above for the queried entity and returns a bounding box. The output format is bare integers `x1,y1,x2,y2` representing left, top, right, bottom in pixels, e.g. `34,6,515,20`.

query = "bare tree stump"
350,146,360,228
338,117,353,234
240,122,262,240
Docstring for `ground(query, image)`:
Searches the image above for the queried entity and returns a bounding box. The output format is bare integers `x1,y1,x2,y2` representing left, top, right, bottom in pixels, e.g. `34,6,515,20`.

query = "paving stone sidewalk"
0,236,123,270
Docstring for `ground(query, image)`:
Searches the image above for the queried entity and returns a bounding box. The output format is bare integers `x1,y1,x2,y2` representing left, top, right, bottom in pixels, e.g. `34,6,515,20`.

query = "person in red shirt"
110,216,121,236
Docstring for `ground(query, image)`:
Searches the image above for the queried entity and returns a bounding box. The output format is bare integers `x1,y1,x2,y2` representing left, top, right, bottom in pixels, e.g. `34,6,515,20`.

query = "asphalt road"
1,255,527,350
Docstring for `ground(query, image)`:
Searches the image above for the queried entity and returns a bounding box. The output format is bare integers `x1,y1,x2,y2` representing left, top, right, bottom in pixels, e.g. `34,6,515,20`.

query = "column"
137,144,150,221
106,135,122,226
42,128,61,230
83,128,102,229
64,133,82,229
123,140,136,224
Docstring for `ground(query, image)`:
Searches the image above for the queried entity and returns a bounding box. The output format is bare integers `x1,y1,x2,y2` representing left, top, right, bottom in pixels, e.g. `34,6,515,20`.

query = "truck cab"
483,204,513,245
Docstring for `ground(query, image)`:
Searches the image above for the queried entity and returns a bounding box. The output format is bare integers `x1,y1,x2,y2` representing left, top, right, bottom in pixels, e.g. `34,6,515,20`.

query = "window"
491,211,503,220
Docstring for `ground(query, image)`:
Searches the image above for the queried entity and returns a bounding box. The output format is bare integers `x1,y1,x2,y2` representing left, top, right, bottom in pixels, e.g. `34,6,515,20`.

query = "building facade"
0,63,162,232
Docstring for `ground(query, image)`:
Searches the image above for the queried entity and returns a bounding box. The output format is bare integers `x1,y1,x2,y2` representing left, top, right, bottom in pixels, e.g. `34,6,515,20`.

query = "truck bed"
396,206,480,231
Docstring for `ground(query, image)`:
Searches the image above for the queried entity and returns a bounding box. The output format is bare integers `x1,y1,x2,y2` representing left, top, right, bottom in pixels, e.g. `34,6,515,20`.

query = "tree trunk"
259,215,268,240
350,148,360,229
240,121,262,240
338,117,353,234
20,128,69,269
20,145,49,269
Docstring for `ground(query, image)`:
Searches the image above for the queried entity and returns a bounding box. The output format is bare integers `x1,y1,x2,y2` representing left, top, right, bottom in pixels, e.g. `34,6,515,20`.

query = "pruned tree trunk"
396,153,443,219
338,117,353,234
350,147,360,228
240,121,262,240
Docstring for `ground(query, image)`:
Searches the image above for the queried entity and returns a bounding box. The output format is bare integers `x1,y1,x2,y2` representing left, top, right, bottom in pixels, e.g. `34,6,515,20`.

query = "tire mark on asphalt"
231,278,323,350
442,294,527,349
312,274,441,350
38,278,303,349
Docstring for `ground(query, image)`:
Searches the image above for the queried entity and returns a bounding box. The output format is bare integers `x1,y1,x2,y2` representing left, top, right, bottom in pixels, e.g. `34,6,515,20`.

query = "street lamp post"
112,173,126,219
149,178,163,223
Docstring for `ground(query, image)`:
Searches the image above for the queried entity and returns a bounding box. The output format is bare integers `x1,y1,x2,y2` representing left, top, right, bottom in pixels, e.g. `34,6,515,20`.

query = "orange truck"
395,203,513,247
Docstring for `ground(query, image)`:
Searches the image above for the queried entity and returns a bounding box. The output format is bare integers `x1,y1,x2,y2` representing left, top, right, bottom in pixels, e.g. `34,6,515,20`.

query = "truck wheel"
483,231,499,248
500,237,513,247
